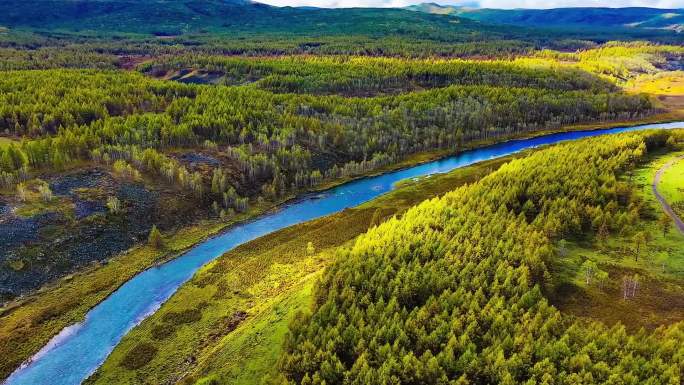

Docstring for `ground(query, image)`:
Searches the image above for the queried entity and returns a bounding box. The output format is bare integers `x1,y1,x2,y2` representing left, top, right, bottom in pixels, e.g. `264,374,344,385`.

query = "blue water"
4,121,683,385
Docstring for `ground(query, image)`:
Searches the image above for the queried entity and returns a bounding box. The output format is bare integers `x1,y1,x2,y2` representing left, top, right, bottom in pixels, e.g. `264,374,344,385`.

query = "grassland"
551,150,684,331
85,154,518,385
627,71,684,122
0,136,17,148
657,153,684,218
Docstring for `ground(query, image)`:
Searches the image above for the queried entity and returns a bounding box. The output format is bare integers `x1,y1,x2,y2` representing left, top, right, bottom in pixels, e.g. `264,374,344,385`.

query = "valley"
0,1,683,384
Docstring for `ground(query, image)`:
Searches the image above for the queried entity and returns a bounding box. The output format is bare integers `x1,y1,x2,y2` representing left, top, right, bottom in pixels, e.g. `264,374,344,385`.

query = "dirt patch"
207,310,248,342
657,95,684,110
117,55,153,71
161,69,224,85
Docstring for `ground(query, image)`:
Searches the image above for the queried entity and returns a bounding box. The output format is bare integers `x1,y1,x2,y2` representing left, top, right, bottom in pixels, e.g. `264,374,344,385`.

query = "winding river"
4,121,684,385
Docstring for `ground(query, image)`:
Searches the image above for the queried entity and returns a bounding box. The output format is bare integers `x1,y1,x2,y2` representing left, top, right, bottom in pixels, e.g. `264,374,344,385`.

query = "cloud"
478,0,684,7
261,0,417,7
258,0,684,8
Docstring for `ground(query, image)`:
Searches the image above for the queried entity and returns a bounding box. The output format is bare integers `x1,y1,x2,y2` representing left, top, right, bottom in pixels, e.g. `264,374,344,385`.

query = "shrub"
119,342,158,370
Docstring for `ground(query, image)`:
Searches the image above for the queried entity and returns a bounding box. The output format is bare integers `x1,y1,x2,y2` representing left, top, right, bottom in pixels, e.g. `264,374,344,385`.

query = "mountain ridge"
406,3,684,31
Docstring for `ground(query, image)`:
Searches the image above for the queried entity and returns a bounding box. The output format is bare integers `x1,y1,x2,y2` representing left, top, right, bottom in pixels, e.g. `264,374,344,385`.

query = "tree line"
141,55,617,96
0,66,654,212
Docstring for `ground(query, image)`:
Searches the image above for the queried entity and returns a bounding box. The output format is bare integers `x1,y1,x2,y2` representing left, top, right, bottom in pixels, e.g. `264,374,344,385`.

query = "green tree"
16,182,27,202
37,182,52,202
632,231,648,261
148,225,164,249
659,214,672,236
581,260,598,285
106,196,121,214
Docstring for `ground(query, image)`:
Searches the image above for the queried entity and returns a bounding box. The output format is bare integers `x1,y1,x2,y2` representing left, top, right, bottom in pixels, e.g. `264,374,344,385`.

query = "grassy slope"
0,137,17,148
658,154,684,214
551,150,684,331
86,155,517,385
627,72,684,123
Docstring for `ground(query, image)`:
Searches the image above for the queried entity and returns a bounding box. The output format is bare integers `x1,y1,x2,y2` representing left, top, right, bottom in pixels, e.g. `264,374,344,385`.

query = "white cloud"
258,0,684,9
261,0,417,7
478,0,684,7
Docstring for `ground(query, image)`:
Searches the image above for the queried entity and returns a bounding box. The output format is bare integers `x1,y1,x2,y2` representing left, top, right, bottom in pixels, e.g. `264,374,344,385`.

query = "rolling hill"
0,0,500,37
406,3,684,32
0,0,680,43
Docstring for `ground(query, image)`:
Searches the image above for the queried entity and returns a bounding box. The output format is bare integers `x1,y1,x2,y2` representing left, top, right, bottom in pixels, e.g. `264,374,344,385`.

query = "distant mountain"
0,0,274,35
0,0,507,36
406,3,684,32
405,1,479,13
0,0,679,42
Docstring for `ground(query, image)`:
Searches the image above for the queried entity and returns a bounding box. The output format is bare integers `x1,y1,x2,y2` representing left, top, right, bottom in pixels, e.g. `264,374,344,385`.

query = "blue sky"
259,0,684,9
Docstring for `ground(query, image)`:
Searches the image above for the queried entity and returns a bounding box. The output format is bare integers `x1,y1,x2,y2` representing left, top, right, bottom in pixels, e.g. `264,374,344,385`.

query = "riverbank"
90,131,684,385
2,117,684,382
85,154,519,385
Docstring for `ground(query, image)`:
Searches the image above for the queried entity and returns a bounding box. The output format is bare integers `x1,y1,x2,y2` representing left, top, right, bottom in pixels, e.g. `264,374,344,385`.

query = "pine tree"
659,214,672,236
148,225,164,249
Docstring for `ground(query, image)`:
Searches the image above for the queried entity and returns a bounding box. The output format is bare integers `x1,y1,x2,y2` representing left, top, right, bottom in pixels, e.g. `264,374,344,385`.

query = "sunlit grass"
551,150,684,330
0,136,17,148
657,153,684,207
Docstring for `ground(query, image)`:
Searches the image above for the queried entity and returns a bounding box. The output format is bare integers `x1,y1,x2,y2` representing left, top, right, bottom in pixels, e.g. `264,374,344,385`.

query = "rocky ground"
0,167,208,302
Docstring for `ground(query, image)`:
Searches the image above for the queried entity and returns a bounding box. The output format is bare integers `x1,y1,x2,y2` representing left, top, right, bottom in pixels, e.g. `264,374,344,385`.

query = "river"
4,121,683,385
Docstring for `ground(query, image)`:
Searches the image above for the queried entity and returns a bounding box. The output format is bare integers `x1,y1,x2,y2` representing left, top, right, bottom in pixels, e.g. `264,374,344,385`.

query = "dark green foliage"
0,0,678,46
0,0,503,38
162,308,203,326
278,131,684,384
150,324,175,340
0,48,119,71
119,342,158,370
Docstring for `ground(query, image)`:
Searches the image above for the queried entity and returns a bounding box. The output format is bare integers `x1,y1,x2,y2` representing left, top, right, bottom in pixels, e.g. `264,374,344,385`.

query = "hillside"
1,41,682,381
84,130,684,385
0,0,499,37
0,0,680,45
279,130,684,384
407,3,684,32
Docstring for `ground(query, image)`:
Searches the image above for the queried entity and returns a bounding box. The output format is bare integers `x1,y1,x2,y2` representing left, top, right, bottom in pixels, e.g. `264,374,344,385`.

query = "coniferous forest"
0,2,683,385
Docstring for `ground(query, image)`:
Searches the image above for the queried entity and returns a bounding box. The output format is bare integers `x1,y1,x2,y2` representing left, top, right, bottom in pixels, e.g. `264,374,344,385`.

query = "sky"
258,0,684,9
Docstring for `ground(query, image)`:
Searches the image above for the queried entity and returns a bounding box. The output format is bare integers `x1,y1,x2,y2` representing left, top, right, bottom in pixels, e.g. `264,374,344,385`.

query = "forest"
79,129,684,385
0,3,683,383
277,130,684,385
0,39,679,310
